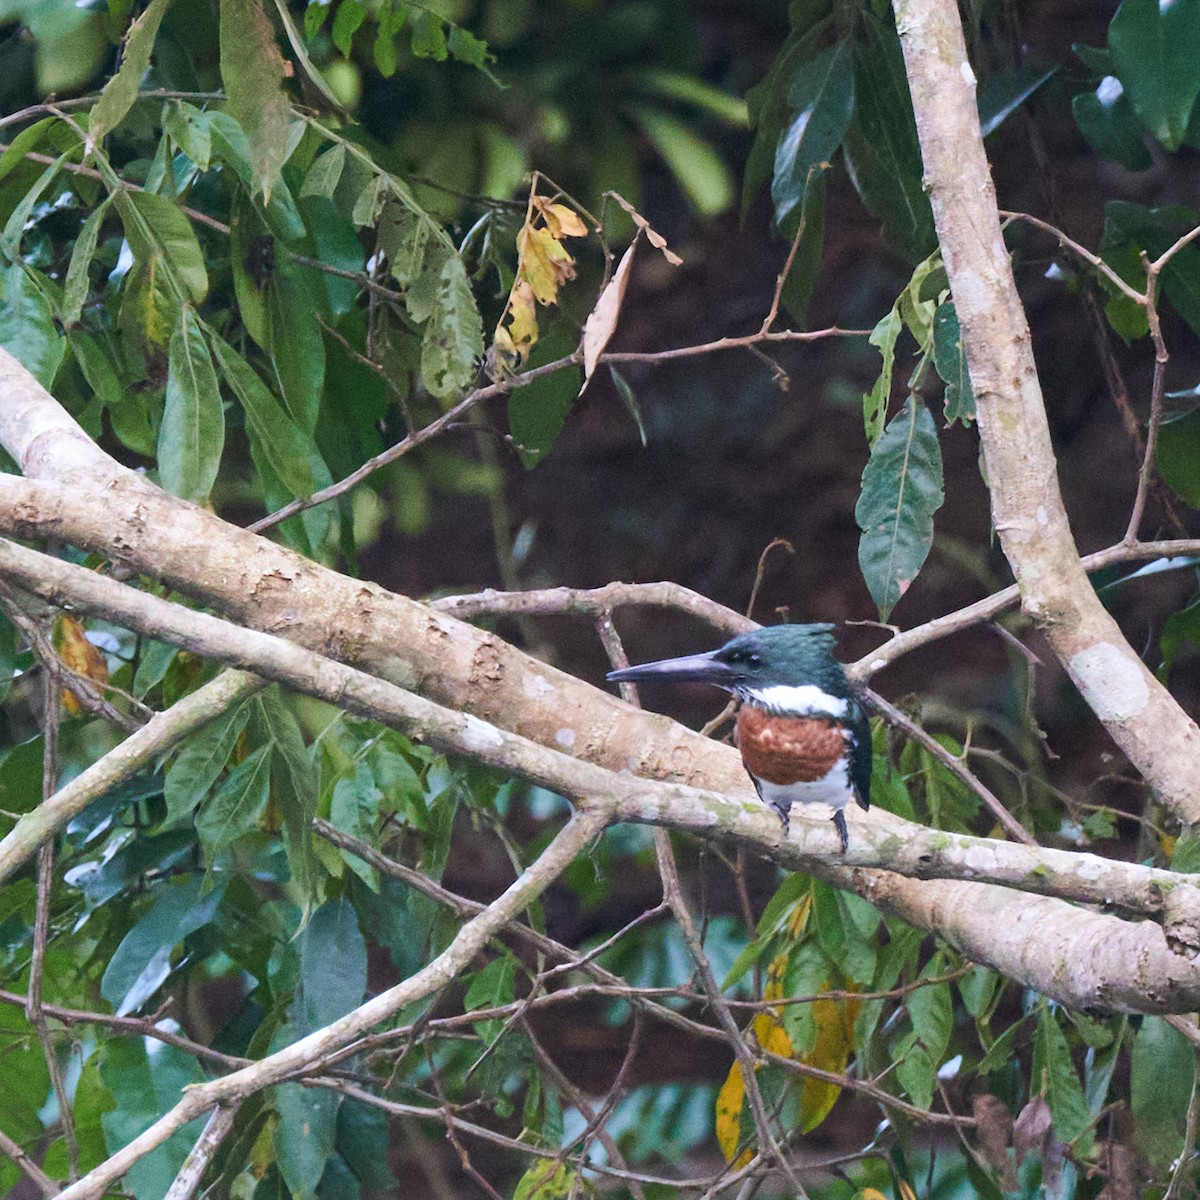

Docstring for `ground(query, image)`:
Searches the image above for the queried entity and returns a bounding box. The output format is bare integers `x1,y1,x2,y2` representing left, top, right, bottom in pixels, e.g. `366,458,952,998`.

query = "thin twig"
163,1104,238,1200
864,690,1036,845
0,1125,58,1198
1124,258,1170,544
27,665,79,1179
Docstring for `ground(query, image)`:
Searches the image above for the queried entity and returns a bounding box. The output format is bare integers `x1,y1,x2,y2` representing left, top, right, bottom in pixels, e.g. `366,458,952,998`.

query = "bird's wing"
847,698,872,810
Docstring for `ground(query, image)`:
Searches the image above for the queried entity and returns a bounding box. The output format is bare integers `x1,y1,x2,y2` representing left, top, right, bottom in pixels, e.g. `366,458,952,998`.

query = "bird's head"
607,624,850,712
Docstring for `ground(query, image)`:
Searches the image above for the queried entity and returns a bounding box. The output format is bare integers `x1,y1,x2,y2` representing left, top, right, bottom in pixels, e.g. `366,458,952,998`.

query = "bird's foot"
832,809,849,854
770,802,790,834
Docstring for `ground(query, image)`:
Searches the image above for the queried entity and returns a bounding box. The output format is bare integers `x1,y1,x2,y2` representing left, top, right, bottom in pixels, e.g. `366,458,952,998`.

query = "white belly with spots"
756,761,853,814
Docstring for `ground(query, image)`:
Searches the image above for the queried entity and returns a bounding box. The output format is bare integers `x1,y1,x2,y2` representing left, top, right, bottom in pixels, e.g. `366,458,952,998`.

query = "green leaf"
770,40,854,233
932,301,976,425
465,953,516,1043
1172,828,1200,873
0,613,15,707
842,12,936,262
0,263,66,388
0,117,55,187
895,1038,936,1110
275,1082,340,1200
72,1051,116,1174
100,1038,207,1200
778,170,826,323
163,101,213,170
87,0,172,147
856,396,944,619
1131,1015,1197,1165
195,742,272,863
1032,1006,1094,1153
1,154,65,257
163,698,253,825
332,0,365,56
1072,80,1153,171
1109,0,1200,151
298,898,368,1031
630,106,734,216
62,196,113,327
117,189,209,304
159,308,225,503
908,960,953,1065
330,762,381,887
101,876,225,1015
409,9,447,59
1157,408,1200,508
254,688,319,901
335,1100,396,1191
863,306,901,445
609,365,647,446
978,62,1056,137
513,1160,576,1200
270,0,344,112
207,328,317,498
508,352,579,467
301,143,346,200
265,258,325,432
420,253,483,400
220,0,293,199
1103,202,1200,338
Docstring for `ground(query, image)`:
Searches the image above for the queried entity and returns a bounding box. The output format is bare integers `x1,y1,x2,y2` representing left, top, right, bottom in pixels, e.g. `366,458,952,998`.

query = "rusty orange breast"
735,706,846,785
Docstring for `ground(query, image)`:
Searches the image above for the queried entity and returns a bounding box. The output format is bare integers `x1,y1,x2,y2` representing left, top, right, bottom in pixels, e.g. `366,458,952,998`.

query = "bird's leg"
832,809,849,853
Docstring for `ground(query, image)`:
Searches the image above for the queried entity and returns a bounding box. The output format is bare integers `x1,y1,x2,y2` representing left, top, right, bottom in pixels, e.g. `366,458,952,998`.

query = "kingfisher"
607,624,871,852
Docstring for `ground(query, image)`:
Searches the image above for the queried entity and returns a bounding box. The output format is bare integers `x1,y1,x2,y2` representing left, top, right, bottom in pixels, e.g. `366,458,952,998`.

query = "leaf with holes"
856,396,944,620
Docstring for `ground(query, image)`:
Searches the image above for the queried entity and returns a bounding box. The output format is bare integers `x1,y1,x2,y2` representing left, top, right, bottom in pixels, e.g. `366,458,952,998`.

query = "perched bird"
608,624,871,851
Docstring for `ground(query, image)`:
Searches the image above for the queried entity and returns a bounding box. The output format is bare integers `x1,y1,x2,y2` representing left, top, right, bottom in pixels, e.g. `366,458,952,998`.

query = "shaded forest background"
3,0,1200,1194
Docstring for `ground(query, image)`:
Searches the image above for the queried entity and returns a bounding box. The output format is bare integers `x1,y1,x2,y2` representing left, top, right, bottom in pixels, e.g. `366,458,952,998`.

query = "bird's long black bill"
607,651,735,687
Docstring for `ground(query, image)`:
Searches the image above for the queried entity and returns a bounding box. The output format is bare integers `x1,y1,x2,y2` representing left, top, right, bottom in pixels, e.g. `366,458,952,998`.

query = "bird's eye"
745,653,763,668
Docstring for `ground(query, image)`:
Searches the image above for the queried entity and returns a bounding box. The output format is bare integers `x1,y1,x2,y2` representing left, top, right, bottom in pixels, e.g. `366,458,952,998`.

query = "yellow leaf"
715,1062,750,1166
508,280,539,355
752,1011,793,1057
532,196,588,239
518,224,576,305
797,984,860,1133
857,1189,890,1200
52,615,109,716
897,1182,918,1200
716,1013,793,1167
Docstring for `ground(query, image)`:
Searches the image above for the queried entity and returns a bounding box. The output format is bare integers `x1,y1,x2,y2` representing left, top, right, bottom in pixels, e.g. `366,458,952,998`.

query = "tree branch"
4,536,1200,1009
893,0,1200,824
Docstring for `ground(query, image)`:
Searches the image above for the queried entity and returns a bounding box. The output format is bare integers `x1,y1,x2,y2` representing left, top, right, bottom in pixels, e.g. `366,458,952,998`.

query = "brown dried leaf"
580,239,637,390
606,191,684,265
532,196,588,239
973,1094,1017,1189
1012,1094,1052,1166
